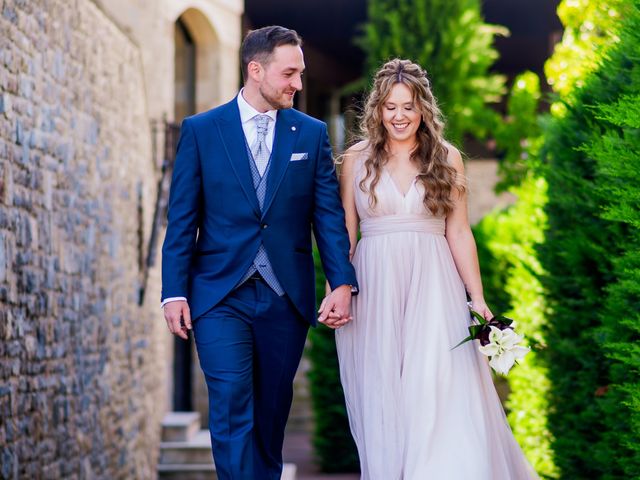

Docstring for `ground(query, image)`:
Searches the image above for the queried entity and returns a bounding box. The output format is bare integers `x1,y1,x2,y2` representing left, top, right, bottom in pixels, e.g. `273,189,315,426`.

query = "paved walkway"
283,431,359,480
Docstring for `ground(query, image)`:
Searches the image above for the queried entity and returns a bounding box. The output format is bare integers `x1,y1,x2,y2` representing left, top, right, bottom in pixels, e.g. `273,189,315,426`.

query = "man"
161,26,357,479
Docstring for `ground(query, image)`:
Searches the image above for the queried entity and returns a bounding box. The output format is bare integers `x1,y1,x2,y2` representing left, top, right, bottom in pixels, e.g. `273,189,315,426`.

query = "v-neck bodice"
354,155,444,221
383,167,417,199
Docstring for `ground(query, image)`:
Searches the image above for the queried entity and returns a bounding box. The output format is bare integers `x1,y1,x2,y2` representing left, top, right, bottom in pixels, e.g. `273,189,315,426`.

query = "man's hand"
318,285,353,329
163,300,192,340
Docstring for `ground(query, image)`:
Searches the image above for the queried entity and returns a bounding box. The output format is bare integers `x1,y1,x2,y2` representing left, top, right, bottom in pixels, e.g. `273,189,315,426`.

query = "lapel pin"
291,126,297,131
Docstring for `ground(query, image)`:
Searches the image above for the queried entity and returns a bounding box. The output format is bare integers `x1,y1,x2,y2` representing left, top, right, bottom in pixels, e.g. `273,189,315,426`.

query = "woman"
329,59,537,479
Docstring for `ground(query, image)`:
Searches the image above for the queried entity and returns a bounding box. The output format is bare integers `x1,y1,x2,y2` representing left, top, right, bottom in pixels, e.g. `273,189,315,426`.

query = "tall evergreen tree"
358,0,506,143
538,0,636,477
474,1,639,477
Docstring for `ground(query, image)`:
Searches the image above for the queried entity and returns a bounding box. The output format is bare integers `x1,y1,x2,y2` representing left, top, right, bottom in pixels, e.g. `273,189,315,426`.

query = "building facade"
0,0,242,477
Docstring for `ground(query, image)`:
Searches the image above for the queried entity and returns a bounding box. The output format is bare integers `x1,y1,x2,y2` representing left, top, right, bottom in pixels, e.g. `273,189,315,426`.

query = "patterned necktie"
236,113,285,296
252,114,270,177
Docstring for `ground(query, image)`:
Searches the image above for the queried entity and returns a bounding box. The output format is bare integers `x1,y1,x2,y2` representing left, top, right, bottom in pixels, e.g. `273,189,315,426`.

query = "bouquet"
453,307,530,375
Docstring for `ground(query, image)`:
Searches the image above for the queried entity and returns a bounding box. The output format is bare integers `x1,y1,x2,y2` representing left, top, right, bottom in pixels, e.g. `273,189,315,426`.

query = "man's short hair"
241,26,302,81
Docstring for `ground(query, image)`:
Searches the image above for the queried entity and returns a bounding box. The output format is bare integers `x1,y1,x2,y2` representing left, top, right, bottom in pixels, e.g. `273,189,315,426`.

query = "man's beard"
260,85,294,110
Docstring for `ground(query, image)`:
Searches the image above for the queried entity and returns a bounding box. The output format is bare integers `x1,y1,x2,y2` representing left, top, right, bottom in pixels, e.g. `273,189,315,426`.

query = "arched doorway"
172,10,219,421
174,18,196,122
171,17,197,413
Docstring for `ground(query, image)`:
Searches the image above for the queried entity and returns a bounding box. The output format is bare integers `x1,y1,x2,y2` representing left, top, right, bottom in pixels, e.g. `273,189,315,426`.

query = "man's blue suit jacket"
161,97,358,324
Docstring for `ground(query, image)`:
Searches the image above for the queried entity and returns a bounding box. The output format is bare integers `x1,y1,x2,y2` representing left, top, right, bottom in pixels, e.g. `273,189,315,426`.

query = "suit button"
261,224,268,229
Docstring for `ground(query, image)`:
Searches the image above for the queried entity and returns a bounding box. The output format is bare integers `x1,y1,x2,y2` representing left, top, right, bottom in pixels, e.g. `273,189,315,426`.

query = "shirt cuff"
161,296,187,308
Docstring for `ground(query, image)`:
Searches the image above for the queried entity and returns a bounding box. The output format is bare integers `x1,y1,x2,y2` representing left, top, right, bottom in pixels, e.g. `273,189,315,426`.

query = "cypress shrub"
538,0,635,477
540,58,616,480
475,2,639,477
580,4,640,476
306,247,359,472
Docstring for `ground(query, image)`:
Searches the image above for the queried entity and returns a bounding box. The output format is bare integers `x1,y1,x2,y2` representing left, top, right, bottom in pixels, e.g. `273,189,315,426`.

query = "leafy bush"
478,2,639,477
537,1,638,477
574,4,640,476
492,72,543,192
474,175,557,478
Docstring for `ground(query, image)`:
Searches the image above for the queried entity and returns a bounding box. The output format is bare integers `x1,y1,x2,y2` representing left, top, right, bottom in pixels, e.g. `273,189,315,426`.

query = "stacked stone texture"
0,0,165,478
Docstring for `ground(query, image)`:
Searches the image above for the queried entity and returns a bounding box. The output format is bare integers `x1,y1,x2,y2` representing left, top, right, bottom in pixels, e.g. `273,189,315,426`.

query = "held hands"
318,284,353,329
163,300,192,340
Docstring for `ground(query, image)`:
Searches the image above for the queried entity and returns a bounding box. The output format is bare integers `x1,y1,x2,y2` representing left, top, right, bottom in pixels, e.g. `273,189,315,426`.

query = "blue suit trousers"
193,277,309,479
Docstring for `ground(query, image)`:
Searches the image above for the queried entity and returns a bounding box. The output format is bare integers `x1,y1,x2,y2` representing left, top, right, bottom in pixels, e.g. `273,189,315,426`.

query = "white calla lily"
477,325,531,375
490,350,515,375
478,343,500,356
487,326,502,343
455,308,531,375
511,345,530,360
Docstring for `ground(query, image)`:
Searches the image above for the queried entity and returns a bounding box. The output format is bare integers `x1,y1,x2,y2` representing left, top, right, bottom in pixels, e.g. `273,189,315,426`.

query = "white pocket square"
290,152,309,161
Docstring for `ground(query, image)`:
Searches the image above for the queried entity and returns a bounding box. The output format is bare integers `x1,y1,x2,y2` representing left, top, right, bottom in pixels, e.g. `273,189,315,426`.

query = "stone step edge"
159,442,212,450
157,464,215,472
159,429,211,451
161,412,201,426
157,463,297,476
161,412,202,442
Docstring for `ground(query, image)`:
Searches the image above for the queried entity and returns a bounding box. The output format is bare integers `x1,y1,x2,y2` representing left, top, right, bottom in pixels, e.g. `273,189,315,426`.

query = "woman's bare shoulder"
341,140,371,167
442,141,464,171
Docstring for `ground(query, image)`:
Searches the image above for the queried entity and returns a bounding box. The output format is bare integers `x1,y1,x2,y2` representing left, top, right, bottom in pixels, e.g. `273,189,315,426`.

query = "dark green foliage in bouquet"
306,247,359,472
358,0,506,144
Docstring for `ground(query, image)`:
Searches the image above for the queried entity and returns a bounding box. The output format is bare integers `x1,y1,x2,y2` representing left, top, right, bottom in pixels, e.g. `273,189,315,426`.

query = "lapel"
262,109,301,218
214,99,260,217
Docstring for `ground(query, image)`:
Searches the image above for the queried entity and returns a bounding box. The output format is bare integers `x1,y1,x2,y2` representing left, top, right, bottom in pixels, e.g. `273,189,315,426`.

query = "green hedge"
536,1,639,477
588,84,640,477
474,71,557,477
306,247,359,472
566,4,640,476
474,175,557,478
476,2,640,477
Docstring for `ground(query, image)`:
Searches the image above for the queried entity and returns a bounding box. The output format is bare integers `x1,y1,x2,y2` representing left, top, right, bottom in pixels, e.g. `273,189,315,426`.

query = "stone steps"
161,411,201,442
158,412,297,479
160,429,213,465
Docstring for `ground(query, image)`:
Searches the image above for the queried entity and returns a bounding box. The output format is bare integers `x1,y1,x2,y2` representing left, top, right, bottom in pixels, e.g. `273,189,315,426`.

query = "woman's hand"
318,287,353,329
470,298,493,320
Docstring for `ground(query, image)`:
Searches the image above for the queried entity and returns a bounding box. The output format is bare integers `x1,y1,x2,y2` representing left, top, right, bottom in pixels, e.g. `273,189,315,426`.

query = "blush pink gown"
335,156,538,480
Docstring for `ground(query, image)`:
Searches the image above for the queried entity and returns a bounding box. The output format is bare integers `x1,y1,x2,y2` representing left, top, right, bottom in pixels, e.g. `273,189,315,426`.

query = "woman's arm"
319,144,362,327
338,146,362,260
444,146,493,319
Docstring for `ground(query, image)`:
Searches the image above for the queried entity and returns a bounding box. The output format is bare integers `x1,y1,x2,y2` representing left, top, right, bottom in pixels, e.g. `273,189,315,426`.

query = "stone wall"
0,1,167,478
97,0,244,415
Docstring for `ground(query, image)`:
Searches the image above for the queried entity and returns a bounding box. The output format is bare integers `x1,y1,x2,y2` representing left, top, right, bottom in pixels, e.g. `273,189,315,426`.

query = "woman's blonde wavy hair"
357,58,464,217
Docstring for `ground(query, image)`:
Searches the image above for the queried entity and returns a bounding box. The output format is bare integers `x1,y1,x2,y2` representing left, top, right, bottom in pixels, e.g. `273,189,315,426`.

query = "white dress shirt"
237,88,277,152
162,91,278,308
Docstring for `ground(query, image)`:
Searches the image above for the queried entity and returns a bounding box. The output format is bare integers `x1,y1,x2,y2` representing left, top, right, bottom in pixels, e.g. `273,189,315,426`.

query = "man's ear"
247,60,263,82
